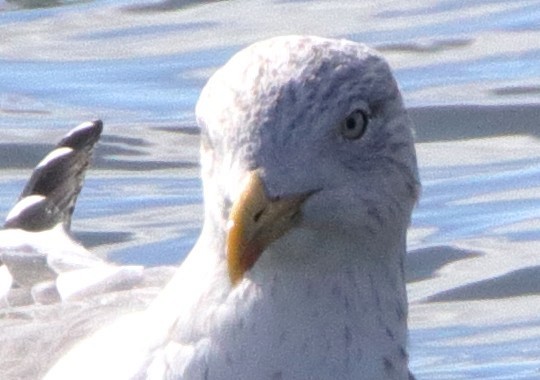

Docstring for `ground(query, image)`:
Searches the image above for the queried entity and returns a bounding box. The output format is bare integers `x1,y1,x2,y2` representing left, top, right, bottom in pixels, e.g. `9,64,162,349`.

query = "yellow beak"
226,172,312,286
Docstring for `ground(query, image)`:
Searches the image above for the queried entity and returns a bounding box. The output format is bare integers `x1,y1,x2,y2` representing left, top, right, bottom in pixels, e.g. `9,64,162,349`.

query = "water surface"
1,1,539,379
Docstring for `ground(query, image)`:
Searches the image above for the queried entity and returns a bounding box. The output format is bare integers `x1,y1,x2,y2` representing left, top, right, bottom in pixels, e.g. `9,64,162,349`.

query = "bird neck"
221,227,410,379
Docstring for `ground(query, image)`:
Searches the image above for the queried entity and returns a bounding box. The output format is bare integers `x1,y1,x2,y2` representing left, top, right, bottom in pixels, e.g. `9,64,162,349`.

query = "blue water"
416,158,540,243
1,1,540,379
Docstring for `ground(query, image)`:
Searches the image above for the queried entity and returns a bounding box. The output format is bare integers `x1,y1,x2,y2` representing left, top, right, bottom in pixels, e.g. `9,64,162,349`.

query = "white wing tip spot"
6,194,47,223
36,147,73,169
65,121,96,138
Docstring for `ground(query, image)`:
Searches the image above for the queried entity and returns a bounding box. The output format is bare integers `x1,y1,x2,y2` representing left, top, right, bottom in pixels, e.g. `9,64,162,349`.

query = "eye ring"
340,109,369,140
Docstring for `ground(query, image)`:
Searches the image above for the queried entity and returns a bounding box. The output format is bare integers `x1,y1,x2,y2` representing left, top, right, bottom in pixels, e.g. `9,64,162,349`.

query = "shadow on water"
0,140,195,171
406,246,481,284
410,104,540,142
125,0,227,13
2,0,90,10
73,230,133,249
427,265,540,302
78,21,217,40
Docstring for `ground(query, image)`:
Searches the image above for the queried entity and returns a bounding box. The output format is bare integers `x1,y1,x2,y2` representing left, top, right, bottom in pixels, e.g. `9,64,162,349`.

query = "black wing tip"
58,120,103,150
4,120,104,232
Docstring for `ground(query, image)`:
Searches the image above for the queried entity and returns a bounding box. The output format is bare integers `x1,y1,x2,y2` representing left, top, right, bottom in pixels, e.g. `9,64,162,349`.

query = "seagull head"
196,36,420,286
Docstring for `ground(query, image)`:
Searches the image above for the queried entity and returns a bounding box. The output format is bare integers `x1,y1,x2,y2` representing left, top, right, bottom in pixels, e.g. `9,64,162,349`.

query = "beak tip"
228,266,242,286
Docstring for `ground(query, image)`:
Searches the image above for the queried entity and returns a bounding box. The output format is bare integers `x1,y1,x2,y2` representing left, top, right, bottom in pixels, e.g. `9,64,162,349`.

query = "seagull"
0,121,142,306
45,35,420,380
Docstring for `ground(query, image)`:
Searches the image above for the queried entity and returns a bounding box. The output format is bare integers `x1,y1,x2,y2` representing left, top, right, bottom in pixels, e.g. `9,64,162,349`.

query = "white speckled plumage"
46,35,419,380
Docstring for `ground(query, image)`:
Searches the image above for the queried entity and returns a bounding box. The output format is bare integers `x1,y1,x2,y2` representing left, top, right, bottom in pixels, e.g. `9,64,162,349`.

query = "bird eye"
340,109,369,140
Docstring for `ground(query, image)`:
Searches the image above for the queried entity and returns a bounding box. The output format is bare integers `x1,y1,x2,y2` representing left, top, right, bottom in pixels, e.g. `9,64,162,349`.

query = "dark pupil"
346,117,356,130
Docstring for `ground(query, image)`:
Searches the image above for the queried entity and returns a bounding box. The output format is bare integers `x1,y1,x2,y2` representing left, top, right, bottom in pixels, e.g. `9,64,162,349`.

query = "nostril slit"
254,208,265,222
